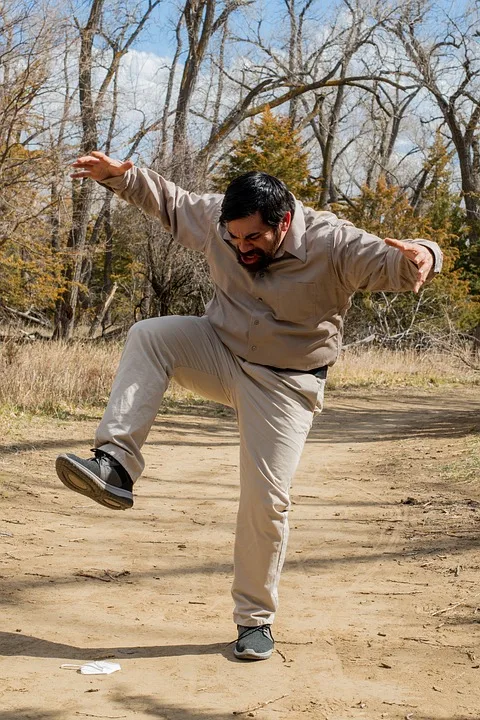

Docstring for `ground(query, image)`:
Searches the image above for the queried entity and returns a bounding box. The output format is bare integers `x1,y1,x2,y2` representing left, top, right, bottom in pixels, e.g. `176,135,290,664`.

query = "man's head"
220,171,295,273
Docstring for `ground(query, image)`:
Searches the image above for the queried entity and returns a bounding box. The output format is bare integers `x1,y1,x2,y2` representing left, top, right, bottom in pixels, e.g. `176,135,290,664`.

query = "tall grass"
0,340,122,416
0,340,477,417
328,346,479,389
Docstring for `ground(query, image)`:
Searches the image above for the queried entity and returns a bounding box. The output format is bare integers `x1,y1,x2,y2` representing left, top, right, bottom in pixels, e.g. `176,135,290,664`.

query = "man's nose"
238,239,253,253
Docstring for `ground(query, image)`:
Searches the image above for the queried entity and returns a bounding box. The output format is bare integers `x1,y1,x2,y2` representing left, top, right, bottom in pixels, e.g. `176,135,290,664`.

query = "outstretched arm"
69,151,222,253
330,217,442,295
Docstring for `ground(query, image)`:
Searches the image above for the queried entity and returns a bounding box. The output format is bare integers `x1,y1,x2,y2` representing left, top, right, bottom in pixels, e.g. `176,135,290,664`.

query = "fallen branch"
401,637,463,648
233,694,289,716
342,334,376,350
276,640,313,646
74,569,130,582
431,592,480,617
104,570,130,581
75,714,127,719
89,282,119,339
74,572,111,583
4,304,52,327
355,591,423,596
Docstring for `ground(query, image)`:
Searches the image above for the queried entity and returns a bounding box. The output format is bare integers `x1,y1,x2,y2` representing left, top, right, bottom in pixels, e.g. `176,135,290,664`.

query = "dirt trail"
1,387,479,720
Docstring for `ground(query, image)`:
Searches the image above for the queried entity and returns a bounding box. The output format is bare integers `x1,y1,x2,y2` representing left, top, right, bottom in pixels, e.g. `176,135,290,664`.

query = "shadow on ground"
2,515,480,607
113,693,284,719
0,711,64,720
1,391,478,458
0,631,231,662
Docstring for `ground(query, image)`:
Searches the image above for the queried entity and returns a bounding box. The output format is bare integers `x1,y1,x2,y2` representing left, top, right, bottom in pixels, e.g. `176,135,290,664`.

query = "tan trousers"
95,316,325,626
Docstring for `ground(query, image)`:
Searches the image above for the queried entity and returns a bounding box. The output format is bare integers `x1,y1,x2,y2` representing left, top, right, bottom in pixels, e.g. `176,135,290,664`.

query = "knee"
241,483,290,518
126,316,175,344
126,318,155,341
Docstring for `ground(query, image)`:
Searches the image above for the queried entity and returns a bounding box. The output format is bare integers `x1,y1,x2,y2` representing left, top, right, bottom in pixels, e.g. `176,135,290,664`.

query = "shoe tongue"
95,449,117,466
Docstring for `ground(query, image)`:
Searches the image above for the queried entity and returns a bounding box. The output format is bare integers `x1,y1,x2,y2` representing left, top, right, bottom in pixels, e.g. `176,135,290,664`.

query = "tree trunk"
89,282,118,338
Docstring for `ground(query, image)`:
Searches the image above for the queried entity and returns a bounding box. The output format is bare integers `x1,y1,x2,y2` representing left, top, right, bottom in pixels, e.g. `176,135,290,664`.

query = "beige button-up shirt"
103,167,442,371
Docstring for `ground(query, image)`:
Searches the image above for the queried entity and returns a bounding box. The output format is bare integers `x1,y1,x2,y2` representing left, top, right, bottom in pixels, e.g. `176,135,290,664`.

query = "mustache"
238,249,264,258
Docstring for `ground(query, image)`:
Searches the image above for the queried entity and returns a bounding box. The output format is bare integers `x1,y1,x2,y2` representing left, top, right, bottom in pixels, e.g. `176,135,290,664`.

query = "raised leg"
95,315,236,480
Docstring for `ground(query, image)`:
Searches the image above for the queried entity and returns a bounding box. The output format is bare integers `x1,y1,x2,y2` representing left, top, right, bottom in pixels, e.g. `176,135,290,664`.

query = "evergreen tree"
419,133,479,299
338,139,479,344
213,109,315,201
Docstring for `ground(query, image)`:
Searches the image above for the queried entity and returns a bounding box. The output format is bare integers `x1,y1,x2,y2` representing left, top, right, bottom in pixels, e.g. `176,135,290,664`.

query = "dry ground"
1,387,479,720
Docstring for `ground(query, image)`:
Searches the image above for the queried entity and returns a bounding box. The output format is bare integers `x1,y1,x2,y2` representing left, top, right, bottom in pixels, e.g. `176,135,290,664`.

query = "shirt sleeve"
101,166,223,253
330,220,443,294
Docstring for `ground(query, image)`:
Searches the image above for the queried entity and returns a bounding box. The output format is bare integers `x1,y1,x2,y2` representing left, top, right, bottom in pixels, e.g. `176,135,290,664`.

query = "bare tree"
169,0,252,183
0,1,58,244
0,0,70,318
385,0,480,248
54,0,163,340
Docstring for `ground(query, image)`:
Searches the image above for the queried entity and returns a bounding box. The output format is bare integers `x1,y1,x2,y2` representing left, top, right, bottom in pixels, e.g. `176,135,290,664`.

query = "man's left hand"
384,237,434,293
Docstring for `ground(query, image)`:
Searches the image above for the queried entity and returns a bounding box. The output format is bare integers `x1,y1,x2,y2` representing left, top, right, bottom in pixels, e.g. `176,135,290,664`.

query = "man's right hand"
71,151,133,182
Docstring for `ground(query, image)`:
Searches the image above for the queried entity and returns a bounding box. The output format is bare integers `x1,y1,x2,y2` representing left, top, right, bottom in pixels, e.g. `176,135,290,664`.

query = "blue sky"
133,2,177,57
128,0,476,61
131,0,287,59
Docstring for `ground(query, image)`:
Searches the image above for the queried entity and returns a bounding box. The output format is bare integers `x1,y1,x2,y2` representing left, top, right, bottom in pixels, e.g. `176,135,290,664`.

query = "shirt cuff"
412,240,443,275
98,169,133,192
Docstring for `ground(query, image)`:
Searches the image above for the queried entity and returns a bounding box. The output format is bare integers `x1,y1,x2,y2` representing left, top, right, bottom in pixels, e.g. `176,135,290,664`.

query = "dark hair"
219,171,295,228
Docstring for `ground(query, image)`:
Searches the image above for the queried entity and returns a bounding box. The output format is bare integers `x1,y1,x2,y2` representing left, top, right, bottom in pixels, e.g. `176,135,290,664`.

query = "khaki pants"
95,316,324,626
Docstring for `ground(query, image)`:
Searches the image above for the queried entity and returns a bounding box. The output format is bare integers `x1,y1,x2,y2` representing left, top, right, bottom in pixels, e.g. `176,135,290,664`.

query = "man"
56,152,442,661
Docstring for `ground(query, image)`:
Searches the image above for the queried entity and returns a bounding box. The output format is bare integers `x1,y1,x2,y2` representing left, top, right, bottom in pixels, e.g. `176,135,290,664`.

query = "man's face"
226,211,291,273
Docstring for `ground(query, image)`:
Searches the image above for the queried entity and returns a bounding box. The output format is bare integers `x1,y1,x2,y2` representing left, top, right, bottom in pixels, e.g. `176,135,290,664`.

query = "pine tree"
419,133,478,299
338,139,479,344
213,108,314,200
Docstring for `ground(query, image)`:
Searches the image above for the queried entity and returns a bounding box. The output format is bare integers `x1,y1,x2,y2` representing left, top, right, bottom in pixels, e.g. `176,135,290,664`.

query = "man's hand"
384,237,434,293
71,151,133,182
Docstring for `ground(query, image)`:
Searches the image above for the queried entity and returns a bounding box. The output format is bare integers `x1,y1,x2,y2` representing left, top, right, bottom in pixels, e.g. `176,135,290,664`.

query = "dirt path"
1,387,479,720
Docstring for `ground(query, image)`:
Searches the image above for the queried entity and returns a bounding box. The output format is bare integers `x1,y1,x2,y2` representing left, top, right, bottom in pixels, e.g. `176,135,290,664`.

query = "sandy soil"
1,387,480,720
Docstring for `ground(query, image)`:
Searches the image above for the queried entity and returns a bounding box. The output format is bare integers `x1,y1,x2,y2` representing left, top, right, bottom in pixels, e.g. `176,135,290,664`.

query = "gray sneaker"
234,625,274,660
55,449,133,510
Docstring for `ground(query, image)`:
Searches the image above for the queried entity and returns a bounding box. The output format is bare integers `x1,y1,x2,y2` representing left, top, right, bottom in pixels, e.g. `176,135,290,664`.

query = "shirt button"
251,345,257,351
259,272,265,278
253,320,259,325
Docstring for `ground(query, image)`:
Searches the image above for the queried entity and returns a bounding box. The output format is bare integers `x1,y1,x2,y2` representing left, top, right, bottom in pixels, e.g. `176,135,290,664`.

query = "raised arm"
71,151,222,253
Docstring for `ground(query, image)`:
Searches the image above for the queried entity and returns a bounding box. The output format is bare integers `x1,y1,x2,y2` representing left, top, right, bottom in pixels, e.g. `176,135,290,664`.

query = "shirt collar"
275,200,306,262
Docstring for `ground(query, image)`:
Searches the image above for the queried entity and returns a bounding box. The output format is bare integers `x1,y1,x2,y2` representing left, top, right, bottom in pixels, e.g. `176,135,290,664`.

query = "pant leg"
95,316,236,480
95,314,324,626
231,362,324,627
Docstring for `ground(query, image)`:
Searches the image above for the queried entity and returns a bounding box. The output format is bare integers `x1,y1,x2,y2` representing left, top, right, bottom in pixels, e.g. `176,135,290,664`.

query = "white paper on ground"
80,661,121,674
60,661,121,674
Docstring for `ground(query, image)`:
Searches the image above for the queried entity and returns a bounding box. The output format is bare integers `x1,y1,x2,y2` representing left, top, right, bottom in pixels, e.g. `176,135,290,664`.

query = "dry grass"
0,340,477,418
328,347,479,389
0,340,121,417
441,436,480,487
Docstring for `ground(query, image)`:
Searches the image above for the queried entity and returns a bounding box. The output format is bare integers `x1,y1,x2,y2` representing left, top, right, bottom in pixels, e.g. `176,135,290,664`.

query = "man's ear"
280,211,292,233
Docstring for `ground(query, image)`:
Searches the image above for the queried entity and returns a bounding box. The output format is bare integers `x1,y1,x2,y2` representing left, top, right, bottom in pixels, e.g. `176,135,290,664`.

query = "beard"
236,247,274,273
236,228,282,274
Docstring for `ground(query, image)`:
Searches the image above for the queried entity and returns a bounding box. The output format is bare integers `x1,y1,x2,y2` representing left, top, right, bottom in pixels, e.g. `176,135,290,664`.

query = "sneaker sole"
55,455,133,511
233,646,273,661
